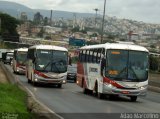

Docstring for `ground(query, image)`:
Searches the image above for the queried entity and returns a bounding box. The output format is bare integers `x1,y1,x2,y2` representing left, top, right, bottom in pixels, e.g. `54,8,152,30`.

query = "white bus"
12,48,28,74
26,45,68,87
77,43,149,101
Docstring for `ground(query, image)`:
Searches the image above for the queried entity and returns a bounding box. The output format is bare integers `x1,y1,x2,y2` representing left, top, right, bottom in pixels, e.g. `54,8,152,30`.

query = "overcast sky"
2,0,160,24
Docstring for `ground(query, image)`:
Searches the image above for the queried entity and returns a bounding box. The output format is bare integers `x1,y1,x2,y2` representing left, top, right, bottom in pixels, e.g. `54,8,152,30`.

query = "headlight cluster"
138,85,148,90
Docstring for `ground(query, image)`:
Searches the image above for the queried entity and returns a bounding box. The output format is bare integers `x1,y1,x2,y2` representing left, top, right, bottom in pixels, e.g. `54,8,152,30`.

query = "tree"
71,26,80,32
33,12,43,25
0,13,20,42
43,17,49,26
149,56,159,71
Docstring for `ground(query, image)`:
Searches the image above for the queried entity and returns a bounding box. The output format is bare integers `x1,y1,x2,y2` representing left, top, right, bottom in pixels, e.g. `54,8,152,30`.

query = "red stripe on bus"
34,70,49,78
103,77,124,88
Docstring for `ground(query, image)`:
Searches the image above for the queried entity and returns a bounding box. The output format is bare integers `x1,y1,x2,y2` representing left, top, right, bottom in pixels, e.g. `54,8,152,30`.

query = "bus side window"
89,50,93,63
93,49,97,63
85,50,88,63
79,51,82,62
97,49,102,63
81,50,85,62
84,50,87,63
87,50,90,63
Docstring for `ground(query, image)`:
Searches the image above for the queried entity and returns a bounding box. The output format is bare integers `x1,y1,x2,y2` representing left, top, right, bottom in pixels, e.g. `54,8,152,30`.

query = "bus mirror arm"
32,57,36,64
68,57,72,66
101,58,106,76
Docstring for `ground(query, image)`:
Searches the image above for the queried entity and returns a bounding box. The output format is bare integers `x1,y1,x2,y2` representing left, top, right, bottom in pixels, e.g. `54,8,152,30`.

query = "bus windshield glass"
35,50,68,73
17,52,27,64
106,50,148,82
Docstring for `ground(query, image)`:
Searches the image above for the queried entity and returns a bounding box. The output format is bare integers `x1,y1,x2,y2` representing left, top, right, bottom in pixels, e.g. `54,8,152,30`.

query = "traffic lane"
6,65,160,114
141,91,160,104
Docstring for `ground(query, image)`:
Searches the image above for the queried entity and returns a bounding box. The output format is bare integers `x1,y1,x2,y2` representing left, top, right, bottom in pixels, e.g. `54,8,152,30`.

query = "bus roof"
14,48,28,52
80,43,149,52
29,45,68,51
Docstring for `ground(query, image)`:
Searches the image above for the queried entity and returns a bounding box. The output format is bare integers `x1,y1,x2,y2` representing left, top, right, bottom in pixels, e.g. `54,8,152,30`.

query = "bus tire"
32,80,37,86
31,75,37,86
82,79,88,94
28,78,31,83
95,82,104,99
57,84,62,88
83,87,88,94
130,96,137,102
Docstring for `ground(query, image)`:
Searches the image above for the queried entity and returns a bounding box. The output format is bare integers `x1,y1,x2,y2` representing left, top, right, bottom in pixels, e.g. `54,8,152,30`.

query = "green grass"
0,83,31,119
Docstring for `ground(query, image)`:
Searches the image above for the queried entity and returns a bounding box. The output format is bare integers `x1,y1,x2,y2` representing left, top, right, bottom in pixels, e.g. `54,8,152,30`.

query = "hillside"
0,1,94,19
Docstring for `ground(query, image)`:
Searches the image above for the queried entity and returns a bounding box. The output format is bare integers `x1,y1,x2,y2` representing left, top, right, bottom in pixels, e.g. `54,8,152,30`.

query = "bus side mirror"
101,58,106,76
32,57,36,63
69,56,72,65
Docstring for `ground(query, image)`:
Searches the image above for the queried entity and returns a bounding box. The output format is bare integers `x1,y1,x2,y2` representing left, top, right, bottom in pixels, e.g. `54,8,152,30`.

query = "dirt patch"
0,65,8,83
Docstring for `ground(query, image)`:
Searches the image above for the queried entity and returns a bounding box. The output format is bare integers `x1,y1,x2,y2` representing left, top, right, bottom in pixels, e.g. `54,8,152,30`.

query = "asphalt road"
5,65,160,119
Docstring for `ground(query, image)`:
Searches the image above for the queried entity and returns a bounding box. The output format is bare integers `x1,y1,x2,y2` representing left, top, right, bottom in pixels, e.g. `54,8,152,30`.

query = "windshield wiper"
42,61,51,72
128,67,139,80
51,62,61,73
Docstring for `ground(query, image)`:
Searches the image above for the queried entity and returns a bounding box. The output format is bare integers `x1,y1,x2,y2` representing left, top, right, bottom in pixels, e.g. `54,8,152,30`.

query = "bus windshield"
17,52,27,64
106,50,148,82
35,50,68,73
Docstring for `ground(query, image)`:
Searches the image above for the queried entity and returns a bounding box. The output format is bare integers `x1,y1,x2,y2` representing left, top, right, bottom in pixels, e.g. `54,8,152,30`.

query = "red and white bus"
13,48,28,74
77,43,149,101
26,45,68,87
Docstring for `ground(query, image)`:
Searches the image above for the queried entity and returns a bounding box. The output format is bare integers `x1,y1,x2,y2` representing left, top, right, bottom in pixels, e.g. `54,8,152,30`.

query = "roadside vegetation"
0,83,31,119
149,56,160,73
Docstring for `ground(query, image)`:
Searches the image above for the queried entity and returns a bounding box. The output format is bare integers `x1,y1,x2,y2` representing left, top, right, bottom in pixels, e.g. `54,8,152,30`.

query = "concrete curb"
148,85,160,93
0,62,63,119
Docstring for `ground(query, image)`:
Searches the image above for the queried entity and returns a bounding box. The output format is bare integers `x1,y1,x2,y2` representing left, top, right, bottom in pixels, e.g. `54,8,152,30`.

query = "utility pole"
0,18,1,33
73,13,77,28
50,10,53,26
101,0,106,44
94,8,99,27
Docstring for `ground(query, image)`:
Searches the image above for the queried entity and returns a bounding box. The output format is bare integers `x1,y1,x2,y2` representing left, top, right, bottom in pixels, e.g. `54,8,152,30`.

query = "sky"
2,0,160,24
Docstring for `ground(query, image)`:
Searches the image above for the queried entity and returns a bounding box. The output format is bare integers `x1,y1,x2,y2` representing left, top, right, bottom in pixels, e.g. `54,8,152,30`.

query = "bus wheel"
95,82,104,99
57,84,62,88
13,70,16,74
32,81,37,86
82,79,88,94
31,75,37,86
83,87,88,94
130,96,137,102
27,78,31,83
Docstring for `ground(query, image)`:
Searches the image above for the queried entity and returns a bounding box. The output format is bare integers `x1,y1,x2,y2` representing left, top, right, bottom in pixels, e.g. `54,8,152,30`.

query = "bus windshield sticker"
108,70,118,75
39,65,45,68
111,51,120,55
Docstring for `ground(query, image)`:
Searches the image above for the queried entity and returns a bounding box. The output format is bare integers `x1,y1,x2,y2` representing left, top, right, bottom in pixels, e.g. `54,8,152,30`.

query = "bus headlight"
108,84,114,88
34,74,39,78
62,80,66,83
35,78,38,82
138,85,147,90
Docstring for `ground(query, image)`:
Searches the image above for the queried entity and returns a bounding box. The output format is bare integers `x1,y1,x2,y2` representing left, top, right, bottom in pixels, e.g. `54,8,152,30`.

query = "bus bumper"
34,75,67,84
16,67,26,74
102,84,147,96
